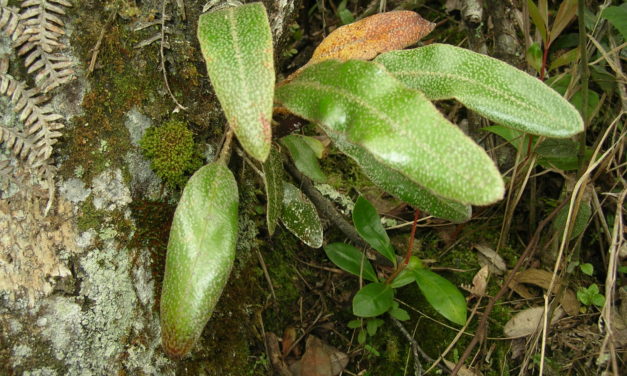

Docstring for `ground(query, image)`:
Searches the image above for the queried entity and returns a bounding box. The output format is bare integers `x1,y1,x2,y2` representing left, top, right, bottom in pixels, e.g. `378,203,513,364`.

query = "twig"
88,3,119,76
256,249,277,302
450,199,568,375
390,316,423,376
160,0,187,111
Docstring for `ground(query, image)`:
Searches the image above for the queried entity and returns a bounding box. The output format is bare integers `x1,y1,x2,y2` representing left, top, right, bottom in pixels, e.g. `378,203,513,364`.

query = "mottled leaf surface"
198,3,274,161
276,59,504,205
331,134,471,222
324,242,378,282
308,11,435,64
413,269,467,325
376,44,584,138
262,146,283,235
281,182,323,248
160,163,239,357
280,134,327,183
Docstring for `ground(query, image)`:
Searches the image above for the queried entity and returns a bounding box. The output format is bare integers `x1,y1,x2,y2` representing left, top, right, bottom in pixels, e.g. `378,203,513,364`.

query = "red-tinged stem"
385,209,420,284
404,209,421,265
540,39,551,81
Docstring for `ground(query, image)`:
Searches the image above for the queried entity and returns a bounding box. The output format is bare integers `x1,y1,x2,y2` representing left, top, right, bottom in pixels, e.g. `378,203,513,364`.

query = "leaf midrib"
393,70,569,131
286,79,493,195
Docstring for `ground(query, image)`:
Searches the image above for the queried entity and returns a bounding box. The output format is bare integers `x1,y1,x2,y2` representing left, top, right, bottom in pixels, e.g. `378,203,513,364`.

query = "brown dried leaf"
504,306,564,338
510,268,580,316
289,335,348,376
308,11,435,65
443,359,483,376
474,244,507,275
462,265,489,297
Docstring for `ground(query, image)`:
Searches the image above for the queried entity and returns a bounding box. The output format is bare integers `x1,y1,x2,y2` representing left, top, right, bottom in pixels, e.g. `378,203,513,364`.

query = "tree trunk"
0,1,300,374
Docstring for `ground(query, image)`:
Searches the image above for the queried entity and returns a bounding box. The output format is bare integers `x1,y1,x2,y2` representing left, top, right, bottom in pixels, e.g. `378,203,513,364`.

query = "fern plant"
0,0,74,186
159,2,583,357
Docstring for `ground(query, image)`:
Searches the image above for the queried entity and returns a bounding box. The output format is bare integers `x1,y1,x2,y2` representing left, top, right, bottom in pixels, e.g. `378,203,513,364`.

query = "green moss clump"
140,119,201,188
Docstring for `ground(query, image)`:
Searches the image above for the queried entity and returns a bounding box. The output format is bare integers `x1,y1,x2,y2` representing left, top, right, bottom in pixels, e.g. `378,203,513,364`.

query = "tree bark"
0,1,300,375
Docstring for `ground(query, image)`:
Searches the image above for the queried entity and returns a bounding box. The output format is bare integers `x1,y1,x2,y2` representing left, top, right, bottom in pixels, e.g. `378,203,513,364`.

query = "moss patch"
140,119,202,188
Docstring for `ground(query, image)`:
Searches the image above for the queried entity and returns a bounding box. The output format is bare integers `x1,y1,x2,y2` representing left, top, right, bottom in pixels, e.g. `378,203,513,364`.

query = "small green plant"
158,3,583,357
326,196,467,325
140,119,200,188
576,283,605,308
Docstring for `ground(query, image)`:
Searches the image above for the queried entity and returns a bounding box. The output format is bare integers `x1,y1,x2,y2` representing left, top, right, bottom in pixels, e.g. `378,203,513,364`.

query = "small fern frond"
15,0,74,93
0,5,24,41
0,71,64,168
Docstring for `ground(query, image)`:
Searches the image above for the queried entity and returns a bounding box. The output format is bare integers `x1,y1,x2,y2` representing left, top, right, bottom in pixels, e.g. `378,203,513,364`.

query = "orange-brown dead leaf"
308,11,435,65
509,268,580,316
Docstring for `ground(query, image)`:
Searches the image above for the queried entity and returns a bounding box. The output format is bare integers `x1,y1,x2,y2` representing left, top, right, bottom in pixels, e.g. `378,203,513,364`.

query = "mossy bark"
0,1,300,375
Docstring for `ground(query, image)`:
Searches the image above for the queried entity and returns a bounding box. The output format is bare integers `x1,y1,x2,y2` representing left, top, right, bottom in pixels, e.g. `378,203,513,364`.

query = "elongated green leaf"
324,242,378,282
281,182,323,248
413,269,467,325
528,0,548,43
281,135,327,183
602,5,627,40
550,0,578,43
262,147,283,235
331,133,471,222
160,163,239,357
353,196,396,264
353,283,394,317
198,3,274,162
276,59,504,205
376,44,584,138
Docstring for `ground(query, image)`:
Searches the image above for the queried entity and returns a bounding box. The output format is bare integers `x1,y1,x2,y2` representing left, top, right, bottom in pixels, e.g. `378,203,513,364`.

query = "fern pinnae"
15,0,74,93
0,69,63,168
0,5,24,41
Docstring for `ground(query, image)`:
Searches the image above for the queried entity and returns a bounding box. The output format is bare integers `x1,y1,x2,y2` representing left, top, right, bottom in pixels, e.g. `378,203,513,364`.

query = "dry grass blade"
539,115,624,374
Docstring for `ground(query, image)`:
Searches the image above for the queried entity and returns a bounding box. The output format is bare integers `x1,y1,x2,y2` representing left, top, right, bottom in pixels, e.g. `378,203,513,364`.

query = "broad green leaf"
353,196,396,264
526,43,543,73
352,282,394,317
376,44,584,138
553,200,591,240
535,138,583,171
262,147,283,235
281,182,323,248
280,135,327,183
390,307,410,321
580,263,593,276
160,163,238,357
324,242,378,282
276,59,504,205
347,319,361,329
301,135,326,159
198,3,274,162
602,5,627,40
413,269,467,325
332,135,471,222
390,268,415,288
366,318,384,335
